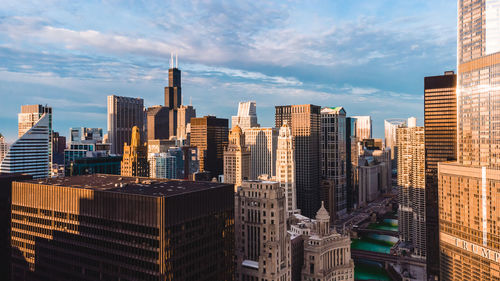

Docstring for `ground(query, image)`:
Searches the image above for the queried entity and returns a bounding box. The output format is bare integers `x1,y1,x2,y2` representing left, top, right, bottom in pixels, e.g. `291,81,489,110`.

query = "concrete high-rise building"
231,101,259,130
0,135,8,165
424,71,457,278
276,104,321,218
356,148,391,207
352,116,372,140
438,1,500,280
384,118,407,167
0,113,50,179
235,180,291,281
296,203,355,281
164,62,182,138
146,106,170,140
275,121,296,214
190,116,228,179
244,127,277,179
321,107,347,216
177,105,196,141
223,125,250,190
69,127,103,144
107,95,144,155
121,126,149,177
10,174,234,281
397,119,426,258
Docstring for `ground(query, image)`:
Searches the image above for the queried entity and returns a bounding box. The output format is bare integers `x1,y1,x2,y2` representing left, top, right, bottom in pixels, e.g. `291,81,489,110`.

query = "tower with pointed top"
276,121,296,214
121,126,149,177
165,53,182,138
224,125,250,190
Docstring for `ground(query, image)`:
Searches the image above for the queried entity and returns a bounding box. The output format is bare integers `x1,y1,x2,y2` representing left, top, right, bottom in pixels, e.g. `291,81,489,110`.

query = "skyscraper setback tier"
10,175,234,281
424,71,457,279
165,67,182,138
439,1,500,280
244,127,277,180
107,95,144,155
232,101,259,130
275,104,321,218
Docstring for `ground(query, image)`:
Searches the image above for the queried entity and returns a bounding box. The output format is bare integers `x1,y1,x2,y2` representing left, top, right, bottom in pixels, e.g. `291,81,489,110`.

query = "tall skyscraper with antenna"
165,52,182,138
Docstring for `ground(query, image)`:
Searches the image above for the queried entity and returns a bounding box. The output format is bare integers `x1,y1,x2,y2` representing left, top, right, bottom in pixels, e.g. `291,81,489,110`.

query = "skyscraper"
397,119,426,258
276,104,321,218
320,107,347,216
107,95,144,155
424,71,457,279
164,61,182,138
0,113,50,179
276,121,296,214
438,1,500,280
10,175,234,281
244,127,277,179
352,116,372,140
235,180,291,281
146,106,170,140
0,134,8,165
69,127,103,144
121,126,149,177
190,116,228,179
384,118,407,167
177,105,196,141
231,101,259,130
223,125,250,189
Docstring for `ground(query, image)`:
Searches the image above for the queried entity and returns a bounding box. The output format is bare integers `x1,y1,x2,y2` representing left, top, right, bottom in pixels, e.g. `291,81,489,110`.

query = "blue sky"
0,0,457,142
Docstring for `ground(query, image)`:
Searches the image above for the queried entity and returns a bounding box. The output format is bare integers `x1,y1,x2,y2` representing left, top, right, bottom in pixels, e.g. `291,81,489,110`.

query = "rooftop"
22,174,232,197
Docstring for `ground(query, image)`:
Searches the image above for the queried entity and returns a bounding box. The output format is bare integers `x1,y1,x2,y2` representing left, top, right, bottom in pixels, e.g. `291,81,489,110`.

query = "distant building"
276,104,321,218
244,127,277,179
232,101,259,130
0,113,50,179
107,95,144,155
235,180,291,281
51,131,66,165
289,204,354,281
275,121,296,214
397,119,426,258
356,148,391,207
321,107,347,216
351,116,372,140
10,175,234,281
384,119,406,168
150,153,176,179
424,71,457,278
177,105,196,141
146,106,170,140
164,63,182,138
64,141,111,176
69,127,103,144
0,135,9,165
68,156,122,176
223,125,250,190
190,116,228,179
121,126,149,177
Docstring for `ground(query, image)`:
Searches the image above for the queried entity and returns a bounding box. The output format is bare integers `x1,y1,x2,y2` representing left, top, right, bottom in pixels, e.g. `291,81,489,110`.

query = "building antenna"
176,53,178,68
189,96,192,106
170,52,173,69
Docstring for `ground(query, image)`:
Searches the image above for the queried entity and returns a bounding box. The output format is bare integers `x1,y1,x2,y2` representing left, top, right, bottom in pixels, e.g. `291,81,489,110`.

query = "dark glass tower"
165,67,182,137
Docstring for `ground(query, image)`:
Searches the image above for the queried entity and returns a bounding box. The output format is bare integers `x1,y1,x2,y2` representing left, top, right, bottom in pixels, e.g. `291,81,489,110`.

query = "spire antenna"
176,53,178,68
170,52,173,69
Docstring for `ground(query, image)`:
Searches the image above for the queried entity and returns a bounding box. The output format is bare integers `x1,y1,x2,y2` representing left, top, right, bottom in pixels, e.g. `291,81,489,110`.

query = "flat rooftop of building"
21,174,232,197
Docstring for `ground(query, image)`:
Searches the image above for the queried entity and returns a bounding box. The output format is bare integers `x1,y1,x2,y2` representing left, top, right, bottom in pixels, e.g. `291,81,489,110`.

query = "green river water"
351,218,399,280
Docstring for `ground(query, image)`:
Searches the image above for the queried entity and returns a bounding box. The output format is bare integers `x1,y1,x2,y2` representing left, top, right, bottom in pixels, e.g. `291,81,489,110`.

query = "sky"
0,0,457,142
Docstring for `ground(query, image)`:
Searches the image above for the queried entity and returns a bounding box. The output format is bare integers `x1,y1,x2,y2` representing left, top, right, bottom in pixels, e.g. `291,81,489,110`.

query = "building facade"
68,156,122,176
0,134,8,165
223,126,250,190
276,104,321,218
232,101,259,130
356,149,391,207
244,127,277,179
320,107,347,216
69,127,103,144
0,113,50,179
146,106,170,140
107,95,144,155
397,121,426,259
164,66,182,138
439,1,500,280
10,175,234,281
235,180,291,281
150,153,177,179
351,116,372,140
121,126,149,177
275,122,296,214
177,105,196,141
424,71,457,279
384,118,407,168
190,116,228,179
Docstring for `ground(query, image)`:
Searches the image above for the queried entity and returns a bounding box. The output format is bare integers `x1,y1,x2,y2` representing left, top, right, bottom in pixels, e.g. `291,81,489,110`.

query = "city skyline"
0,1,457,142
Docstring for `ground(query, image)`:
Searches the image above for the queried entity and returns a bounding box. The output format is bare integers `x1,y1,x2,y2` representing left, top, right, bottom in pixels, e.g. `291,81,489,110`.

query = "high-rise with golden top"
121,126,149,177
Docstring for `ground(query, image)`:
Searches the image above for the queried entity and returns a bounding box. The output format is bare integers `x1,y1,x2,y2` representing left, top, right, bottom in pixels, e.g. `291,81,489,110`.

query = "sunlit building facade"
244,127,277,179
439,1,500,280
232,101,259,131
223,125,250,189
275,122,296,214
